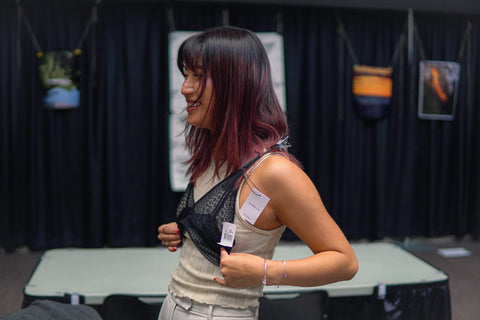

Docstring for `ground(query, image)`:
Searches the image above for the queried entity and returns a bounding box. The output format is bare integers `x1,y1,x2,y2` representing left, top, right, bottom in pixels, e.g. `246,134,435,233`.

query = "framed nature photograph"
418,60,460,120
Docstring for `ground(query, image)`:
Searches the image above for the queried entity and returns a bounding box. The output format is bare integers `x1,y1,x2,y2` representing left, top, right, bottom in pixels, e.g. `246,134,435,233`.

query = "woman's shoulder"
253,153,307,188
260,152,297,169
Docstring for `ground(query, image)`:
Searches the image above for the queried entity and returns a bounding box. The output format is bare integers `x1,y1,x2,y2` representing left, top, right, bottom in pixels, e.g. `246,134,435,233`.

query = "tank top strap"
245,152,287,176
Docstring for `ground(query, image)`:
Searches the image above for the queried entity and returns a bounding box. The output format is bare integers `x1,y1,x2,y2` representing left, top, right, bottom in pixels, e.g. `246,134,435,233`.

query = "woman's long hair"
178,26,293,183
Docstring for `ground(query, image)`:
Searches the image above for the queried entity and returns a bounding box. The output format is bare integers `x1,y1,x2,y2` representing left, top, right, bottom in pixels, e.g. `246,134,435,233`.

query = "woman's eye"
183,72,201,79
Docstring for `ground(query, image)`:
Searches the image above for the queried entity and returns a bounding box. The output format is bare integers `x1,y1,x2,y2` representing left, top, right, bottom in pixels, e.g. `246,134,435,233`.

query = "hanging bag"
352,65,393,119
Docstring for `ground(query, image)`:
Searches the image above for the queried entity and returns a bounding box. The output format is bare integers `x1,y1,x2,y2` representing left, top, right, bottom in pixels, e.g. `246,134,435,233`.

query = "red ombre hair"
178,26,294,183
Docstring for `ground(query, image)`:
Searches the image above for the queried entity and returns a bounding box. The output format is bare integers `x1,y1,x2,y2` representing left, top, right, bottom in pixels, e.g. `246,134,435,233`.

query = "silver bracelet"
262,259,267,285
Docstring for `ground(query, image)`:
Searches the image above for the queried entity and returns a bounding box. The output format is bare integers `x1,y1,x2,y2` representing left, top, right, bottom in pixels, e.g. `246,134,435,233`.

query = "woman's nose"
181,79,195,96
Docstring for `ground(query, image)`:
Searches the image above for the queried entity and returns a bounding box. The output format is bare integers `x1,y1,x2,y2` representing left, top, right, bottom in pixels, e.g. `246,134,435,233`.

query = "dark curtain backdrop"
1,1,479,251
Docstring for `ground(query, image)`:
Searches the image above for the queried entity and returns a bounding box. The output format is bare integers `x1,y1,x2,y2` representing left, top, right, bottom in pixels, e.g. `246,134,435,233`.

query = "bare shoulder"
253,154,315,197
255,153,301,176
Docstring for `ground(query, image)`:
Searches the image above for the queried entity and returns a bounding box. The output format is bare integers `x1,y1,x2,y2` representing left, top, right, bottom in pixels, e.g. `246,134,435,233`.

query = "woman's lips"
186,102,199,113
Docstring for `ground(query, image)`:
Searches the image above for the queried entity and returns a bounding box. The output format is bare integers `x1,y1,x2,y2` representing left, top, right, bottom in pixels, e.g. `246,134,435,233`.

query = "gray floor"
1,237,479,320
404,237,480,320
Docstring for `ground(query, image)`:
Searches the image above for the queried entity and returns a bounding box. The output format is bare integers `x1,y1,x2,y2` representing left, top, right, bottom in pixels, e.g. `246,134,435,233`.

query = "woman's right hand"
157,222,181,252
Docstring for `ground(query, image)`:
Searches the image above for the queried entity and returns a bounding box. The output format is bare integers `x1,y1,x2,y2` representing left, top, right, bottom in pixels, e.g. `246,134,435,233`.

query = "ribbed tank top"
169,156,286,308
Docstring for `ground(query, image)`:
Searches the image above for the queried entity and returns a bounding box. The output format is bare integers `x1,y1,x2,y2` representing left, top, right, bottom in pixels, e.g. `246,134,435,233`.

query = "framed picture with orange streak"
418,60,460,121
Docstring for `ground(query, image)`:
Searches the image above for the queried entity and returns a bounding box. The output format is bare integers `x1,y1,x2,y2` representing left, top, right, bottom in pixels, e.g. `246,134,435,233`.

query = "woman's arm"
215,155,358,288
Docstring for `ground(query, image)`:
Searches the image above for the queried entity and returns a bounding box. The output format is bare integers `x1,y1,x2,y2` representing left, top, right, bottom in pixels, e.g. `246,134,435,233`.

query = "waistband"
169,293,258,318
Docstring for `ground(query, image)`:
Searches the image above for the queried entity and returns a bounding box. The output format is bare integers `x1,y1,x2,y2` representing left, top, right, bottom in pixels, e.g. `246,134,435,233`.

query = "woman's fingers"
158,223,181,249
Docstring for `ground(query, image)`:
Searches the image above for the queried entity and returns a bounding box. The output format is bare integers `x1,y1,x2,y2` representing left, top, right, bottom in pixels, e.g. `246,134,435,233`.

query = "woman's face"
181,68,214,130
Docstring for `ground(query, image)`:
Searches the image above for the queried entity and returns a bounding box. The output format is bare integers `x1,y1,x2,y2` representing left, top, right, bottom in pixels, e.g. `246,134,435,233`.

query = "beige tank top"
168,155,286,308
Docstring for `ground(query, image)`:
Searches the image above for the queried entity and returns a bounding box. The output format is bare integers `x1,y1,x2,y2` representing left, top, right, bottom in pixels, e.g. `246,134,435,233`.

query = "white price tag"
217,222,236,247
240,188,270,225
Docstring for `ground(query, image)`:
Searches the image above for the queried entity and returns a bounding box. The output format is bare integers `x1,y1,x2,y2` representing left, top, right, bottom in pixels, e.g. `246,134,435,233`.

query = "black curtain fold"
95,3,178,247
295,8,408,240
1,1,479,251
414,13,479,237
16,2,95,250
0,3,18,251
466,21,480,237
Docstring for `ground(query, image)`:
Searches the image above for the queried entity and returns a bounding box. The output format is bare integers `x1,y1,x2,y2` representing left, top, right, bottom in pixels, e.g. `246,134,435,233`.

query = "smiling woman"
157,26,358,320
181,69,214,130
174,26,291,183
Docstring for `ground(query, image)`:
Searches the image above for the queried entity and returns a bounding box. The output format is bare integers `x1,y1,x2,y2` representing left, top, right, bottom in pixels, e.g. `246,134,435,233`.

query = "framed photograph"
418,60,460,120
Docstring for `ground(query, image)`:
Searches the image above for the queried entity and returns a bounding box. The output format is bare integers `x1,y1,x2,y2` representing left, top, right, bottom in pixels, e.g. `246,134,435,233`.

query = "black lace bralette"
175,137,291,265
175,155,261,265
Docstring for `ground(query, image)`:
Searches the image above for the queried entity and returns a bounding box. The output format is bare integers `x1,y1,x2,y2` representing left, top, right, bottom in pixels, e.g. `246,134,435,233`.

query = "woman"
158,26,358,320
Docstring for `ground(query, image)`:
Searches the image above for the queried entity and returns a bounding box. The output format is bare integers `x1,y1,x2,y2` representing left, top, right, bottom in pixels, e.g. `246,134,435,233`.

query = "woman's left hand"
214,248,265,288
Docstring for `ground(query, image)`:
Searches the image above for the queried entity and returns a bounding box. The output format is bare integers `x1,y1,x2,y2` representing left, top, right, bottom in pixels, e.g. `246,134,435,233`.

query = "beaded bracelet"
281,261,287,285
276,260,287,288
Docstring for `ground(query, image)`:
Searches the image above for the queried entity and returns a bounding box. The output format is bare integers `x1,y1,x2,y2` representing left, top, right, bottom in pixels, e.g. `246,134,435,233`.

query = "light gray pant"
158,293,258,320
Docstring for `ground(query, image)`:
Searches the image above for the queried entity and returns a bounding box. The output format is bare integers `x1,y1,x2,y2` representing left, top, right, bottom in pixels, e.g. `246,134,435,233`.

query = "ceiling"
10,0,480,15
